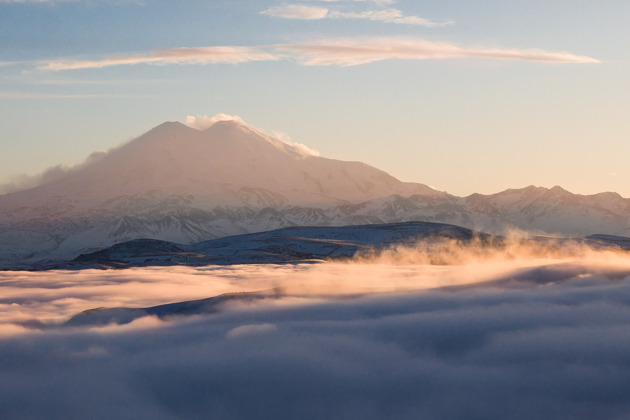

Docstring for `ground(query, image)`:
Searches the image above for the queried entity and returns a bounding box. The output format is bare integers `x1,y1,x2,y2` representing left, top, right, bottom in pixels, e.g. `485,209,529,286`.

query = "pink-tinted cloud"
36,38,599,72
278,38,601,66
329,9,452,26
260,4,329,19
261,3,448,26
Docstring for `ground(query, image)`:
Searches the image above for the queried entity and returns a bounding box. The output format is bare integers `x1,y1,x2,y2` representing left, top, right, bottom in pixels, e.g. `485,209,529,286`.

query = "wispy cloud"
0,149,112,194
34,38,600,72
271,130,321,156
261,3,448,26
261,4,329,19
185,113,321,156
351,0,395,4
330,9,453,26
317,0,396,3
278,38,601,66
185,113,245,130
39,46,278,71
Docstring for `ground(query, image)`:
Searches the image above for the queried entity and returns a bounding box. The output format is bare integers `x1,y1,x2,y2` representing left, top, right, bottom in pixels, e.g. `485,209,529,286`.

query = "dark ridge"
65,289,283,327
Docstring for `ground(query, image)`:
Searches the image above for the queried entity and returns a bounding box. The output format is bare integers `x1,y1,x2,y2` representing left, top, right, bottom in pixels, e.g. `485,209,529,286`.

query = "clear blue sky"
1,0,629,196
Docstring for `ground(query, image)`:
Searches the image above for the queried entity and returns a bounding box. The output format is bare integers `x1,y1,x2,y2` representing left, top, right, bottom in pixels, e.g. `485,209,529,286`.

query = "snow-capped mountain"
0,117,629,267
0,119,437,214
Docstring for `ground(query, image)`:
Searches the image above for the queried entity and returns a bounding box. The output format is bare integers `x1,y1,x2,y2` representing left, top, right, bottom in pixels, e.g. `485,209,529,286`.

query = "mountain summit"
0,118,438,213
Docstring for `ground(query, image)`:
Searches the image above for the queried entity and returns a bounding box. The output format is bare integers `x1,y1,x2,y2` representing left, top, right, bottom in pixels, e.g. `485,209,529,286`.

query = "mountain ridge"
25,220,629,271
1,116,629,267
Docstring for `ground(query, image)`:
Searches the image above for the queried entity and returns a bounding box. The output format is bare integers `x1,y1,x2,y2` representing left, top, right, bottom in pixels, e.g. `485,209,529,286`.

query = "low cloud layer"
35,38,599,72
2,248,630,418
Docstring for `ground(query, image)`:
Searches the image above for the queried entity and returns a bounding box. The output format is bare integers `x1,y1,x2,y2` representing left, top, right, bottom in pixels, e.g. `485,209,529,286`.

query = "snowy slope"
1,117,629,267
44,221,626,270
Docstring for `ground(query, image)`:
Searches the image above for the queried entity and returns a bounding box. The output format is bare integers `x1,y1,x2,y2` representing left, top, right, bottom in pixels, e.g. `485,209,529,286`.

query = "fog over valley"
2,241,630,418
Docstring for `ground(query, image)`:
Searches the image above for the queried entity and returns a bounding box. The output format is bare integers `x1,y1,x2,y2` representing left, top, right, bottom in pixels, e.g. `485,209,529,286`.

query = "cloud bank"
2,250,630,418
35,38,599,72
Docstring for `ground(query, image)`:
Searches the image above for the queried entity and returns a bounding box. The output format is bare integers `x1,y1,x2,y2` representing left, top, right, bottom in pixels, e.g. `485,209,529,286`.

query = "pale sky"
1,0,628,197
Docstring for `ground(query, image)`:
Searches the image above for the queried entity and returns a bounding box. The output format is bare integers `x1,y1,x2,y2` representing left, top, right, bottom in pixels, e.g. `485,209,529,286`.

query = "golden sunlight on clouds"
2,238,629,335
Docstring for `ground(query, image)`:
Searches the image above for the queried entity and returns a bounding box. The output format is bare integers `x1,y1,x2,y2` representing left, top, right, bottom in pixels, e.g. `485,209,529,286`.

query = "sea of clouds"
2,243,630,419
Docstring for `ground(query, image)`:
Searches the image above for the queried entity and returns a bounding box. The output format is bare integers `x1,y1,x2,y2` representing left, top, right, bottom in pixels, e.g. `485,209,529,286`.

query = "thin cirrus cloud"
329,9,453,26
260,3,451,26
260,4,329,20
39,46,279,71
279,38,602,66
36,38,600,71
